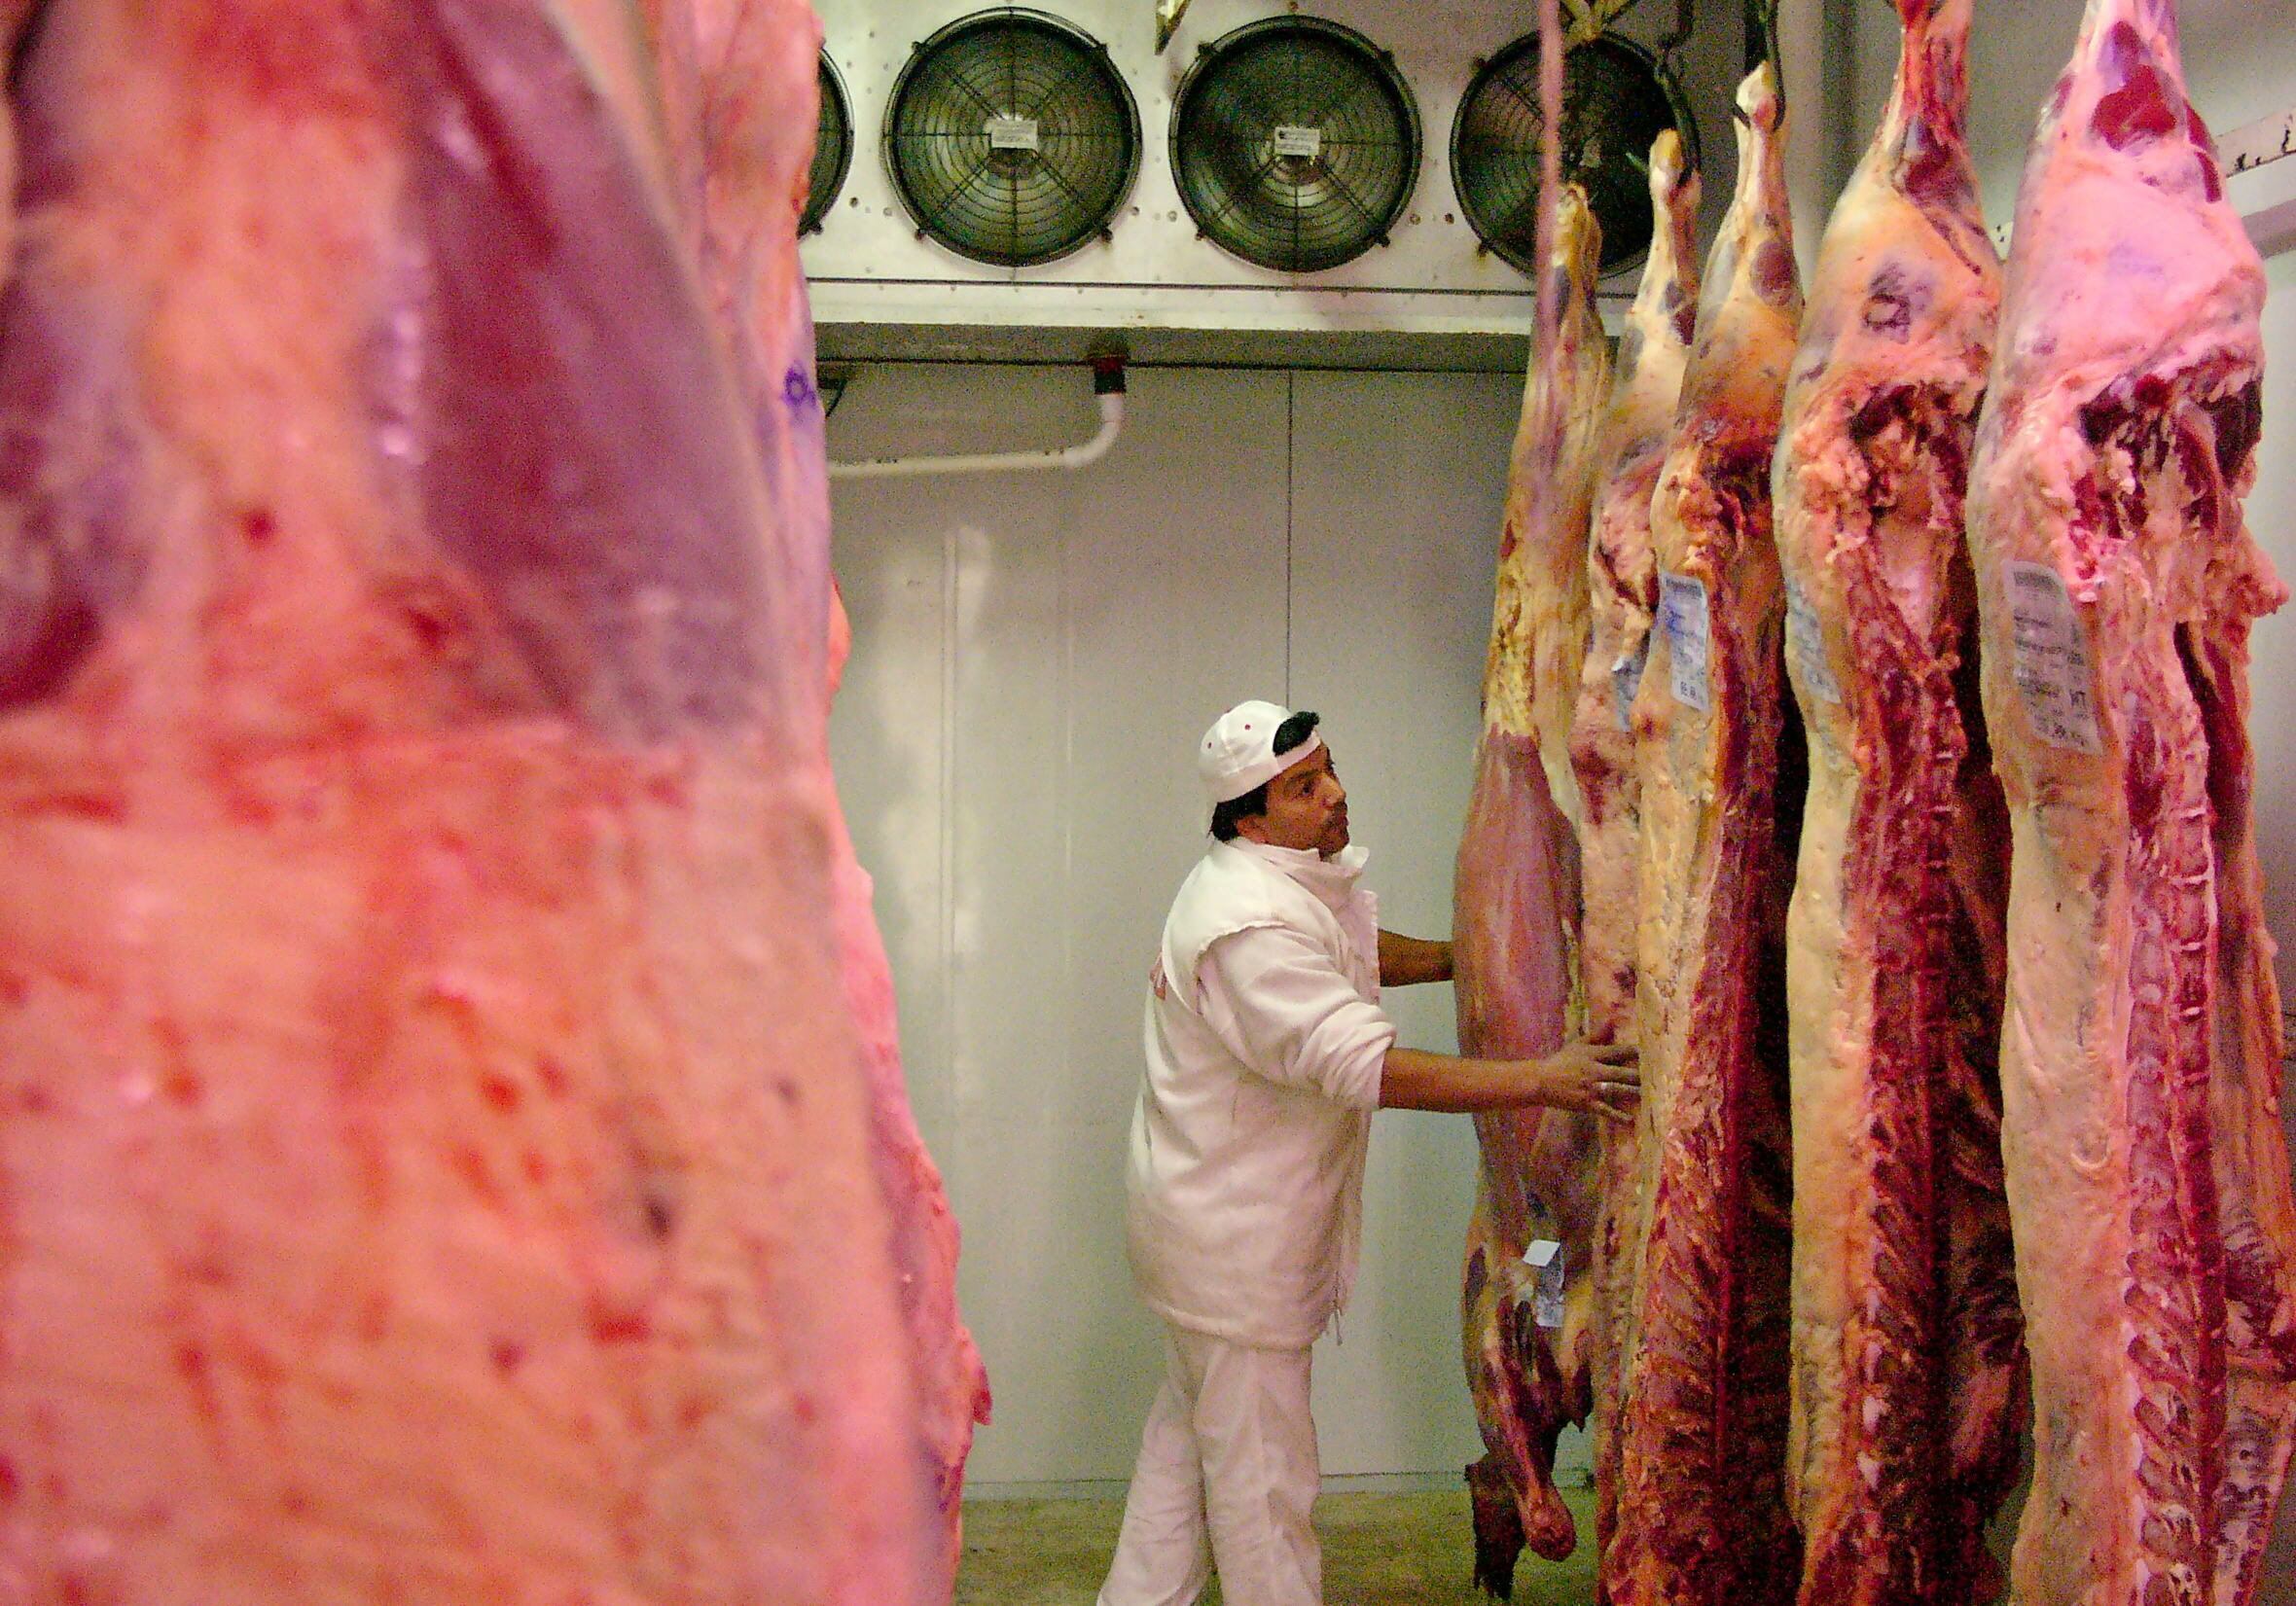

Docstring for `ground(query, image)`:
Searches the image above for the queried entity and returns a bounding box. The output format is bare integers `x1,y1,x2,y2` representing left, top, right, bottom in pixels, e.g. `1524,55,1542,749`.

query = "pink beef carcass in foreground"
1453,185,1612,1597
0,3,959,1600
644,1,991,1576
1966,1,2296,1601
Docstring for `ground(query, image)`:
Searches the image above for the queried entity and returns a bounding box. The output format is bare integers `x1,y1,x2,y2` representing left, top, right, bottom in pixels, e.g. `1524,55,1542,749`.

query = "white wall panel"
945,365,1291,1486
828,361,1518,1487
1286,369,1525,1476
835,364,1295,1484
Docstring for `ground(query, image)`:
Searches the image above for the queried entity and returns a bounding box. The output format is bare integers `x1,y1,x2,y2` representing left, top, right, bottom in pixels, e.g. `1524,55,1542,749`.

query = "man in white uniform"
1097,701,1636,1606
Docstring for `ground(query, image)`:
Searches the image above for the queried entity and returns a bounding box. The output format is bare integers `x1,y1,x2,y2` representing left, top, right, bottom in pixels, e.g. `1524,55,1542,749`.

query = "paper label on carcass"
987,115,1040,152
1612,631,1651,730
1524,1239,1566,1330
2004,560,2101,754
1273,125,1323,160
1784,575,1843,706
1657,571,1710,712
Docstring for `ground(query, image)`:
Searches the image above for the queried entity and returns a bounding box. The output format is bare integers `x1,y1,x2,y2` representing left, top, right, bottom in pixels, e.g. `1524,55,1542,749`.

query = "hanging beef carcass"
0,3,955,1600
1771,1,2027,1601
1604,61,1803,1606
1453,183,1612,1596
1564,127,1701,1570
651,1,991,1578
1965,1,2296,1602
818,688,989,1588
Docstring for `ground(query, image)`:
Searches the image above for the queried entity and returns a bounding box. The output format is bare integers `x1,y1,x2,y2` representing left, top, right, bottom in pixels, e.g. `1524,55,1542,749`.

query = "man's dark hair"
1209,710,1321,840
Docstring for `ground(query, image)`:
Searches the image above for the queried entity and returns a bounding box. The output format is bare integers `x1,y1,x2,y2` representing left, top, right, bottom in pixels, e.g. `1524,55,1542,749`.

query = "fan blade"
1029,150,1096,214
1312,159,1385,231
926,58,1005,124
1298,65,1386,135
901,140,997,214
1195,148,1285,228
1189,88,1276,180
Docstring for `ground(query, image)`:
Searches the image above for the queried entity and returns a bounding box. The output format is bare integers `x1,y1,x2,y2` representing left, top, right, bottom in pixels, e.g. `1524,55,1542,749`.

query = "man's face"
1239,743,1349,857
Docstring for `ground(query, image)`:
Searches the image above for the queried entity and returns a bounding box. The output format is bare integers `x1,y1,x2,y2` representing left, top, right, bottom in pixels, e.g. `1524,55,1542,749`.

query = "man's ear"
1235,813,1270,845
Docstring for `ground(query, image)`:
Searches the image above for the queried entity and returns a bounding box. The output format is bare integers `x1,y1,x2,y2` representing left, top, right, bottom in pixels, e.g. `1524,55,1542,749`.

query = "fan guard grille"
883,8,1140,268
1169,17,1420,274
804,52,853,235
1450,33,1686,278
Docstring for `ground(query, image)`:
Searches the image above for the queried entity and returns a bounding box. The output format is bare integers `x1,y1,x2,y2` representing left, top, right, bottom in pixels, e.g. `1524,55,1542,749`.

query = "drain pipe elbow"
829,355,1128,481
1059,355,1128,468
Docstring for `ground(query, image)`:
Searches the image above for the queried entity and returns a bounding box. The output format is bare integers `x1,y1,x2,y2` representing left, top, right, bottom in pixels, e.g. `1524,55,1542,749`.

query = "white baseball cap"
1198,699,1322,803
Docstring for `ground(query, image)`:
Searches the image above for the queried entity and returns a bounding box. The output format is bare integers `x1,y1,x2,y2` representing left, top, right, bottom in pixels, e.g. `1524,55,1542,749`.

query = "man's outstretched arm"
1377,930,1453,987
1378,1043,1637,1119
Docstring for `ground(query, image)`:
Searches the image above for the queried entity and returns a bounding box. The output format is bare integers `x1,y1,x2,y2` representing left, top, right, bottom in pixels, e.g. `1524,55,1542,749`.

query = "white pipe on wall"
830,358,1128,480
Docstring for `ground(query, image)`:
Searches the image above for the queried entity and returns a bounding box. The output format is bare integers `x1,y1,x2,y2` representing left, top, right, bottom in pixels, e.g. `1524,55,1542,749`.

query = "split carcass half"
1495,195,1612,851
1605,62,1804,1606
0,4,953,1601
651,2,992,1575
1965,1,2296,1602
1563,128,1702,1572
1772,1,2027,1601
1453,186,1612,1597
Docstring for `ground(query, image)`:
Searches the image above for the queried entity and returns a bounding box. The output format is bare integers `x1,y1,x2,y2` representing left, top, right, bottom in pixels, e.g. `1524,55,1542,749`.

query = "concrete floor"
956,1484,1598,1606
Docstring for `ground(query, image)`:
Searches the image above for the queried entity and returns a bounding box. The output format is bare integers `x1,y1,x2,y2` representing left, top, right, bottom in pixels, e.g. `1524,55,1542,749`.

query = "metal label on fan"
987,115,1041,152
1272,125,1323,160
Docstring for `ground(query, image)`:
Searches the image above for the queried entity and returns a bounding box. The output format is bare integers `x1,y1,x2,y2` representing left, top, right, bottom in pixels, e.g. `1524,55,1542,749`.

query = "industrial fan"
1169,17,1420,274
803,51,853,234
882,8,1140,268
1450,31,1689,277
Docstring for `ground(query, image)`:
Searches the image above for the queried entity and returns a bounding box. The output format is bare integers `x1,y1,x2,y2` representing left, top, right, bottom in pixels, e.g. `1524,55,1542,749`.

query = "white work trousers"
1095,1326,1321,1606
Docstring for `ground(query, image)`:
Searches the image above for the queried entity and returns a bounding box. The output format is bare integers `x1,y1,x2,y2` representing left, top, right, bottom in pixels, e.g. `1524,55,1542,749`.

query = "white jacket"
1125,839,1395,1348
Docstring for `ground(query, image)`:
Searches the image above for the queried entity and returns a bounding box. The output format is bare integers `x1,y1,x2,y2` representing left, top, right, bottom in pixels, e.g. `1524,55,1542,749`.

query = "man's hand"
1528,1040,1639,1124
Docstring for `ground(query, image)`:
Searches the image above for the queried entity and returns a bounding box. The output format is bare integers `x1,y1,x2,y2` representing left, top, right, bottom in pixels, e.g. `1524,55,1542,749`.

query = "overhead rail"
2223,104,2296,256
2223,105,2296,176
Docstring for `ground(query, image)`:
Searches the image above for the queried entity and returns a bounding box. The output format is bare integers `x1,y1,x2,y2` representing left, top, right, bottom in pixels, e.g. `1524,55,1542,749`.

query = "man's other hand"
1535,1041,1639,1124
